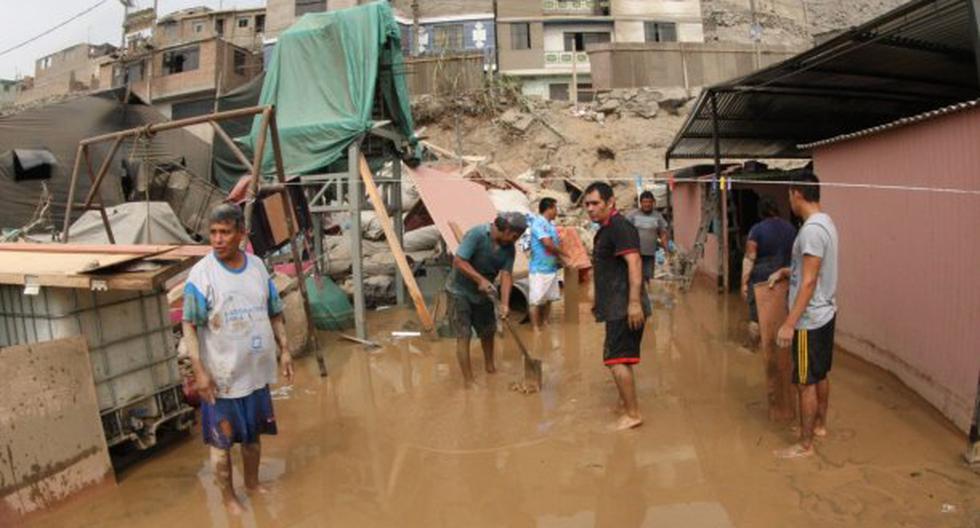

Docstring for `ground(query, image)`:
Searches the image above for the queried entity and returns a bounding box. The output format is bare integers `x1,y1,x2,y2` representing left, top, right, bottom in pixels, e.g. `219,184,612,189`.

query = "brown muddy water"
21,283,980,527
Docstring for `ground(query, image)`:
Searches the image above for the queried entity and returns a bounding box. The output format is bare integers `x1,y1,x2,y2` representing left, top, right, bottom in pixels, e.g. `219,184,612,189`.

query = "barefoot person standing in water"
771,171,839,459
584,182,650,430
182,204,294,514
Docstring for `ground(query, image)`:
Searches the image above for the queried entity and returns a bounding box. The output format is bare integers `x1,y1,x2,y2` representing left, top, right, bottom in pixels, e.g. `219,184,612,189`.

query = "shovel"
487,290,542,393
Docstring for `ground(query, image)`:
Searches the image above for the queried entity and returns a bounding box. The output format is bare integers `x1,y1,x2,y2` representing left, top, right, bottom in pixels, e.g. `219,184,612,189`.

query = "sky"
0,0,264,80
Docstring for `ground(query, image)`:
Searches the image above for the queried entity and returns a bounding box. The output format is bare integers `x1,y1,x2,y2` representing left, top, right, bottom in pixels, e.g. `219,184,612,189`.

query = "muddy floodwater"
22,283,980,527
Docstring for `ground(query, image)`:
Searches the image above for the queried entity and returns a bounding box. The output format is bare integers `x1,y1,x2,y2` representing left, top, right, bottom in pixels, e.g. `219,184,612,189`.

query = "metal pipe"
79,105,272,146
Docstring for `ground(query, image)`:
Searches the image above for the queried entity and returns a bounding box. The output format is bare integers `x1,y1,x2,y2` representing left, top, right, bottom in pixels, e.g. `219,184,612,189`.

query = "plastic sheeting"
53,202,195,245
0,89,211,229
243,2,415,177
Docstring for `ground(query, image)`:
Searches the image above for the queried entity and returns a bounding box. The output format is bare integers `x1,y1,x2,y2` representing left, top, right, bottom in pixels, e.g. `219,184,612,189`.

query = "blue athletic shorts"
201,385,278,449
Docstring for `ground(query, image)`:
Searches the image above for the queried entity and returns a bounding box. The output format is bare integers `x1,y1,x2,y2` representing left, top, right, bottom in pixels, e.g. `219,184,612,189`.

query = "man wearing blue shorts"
182,204,294,514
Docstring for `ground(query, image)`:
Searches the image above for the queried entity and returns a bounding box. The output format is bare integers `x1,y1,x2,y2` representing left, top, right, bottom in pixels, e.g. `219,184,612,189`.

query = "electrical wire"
0,0,110,58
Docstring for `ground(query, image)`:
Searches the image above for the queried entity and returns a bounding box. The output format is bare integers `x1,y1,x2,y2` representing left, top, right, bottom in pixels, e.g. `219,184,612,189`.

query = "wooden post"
80,146,119,245
349,144,367,339
61,145,86,242
242,108,271,240
358,154,435,332
563,266,579,324
268,110,328,378
210,121,254,173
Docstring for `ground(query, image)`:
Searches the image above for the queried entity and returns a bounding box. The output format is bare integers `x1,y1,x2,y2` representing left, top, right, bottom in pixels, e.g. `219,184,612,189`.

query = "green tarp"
243,1,415,178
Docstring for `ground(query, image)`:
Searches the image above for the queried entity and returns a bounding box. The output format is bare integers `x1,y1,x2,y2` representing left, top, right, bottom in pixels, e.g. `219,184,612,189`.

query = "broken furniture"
0,243,208,450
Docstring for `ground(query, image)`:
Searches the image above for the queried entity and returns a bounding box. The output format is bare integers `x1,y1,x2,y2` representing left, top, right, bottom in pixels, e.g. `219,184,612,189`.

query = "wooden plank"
0,337,114,517
0,243,179,255
359,154,435,333
0,251,145,276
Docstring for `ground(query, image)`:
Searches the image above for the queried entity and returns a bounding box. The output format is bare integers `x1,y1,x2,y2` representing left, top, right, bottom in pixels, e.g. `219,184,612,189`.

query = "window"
215,18,225,35
255,15,265,33
549,83,569,101
172,98,216,120
194,22,205,33
510,23,531,50
238,17,249,28
162,46,200,75
644,22,677,43
432,24,464,51
234,50,248,75
563,32,610,52
295,0,327,16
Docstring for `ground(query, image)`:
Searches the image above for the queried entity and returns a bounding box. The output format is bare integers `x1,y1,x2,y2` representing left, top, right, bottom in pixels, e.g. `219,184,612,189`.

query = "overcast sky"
0,0,264,80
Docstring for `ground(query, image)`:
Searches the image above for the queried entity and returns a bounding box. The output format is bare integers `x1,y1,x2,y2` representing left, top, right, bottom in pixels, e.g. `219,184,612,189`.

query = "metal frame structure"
60,105,328,377
298,122,413,340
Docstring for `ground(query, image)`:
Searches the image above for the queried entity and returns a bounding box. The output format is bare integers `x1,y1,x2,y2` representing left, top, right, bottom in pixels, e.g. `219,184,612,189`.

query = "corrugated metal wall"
814,106,980,433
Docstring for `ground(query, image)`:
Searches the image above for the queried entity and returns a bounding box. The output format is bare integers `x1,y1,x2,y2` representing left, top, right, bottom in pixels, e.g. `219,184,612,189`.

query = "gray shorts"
448,293,497,339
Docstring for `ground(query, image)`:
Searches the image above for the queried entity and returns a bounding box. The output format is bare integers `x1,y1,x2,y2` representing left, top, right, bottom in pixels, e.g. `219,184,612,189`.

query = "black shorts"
448,293,497,339
603,319,644,366
792,316,836,385
641,255,656,281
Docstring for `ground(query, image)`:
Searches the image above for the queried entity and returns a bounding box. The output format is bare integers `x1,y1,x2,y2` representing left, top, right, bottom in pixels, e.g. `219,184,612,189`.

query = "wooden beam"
81,136,124,209
60,145,86,243
358,154,435,333
268,110,328,378
242,108,271,240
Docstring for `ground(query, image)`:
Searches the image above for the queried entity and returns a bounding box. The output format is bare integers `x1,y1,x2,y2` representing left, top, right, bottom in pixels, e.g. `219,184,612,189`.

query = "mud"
21,282,980,527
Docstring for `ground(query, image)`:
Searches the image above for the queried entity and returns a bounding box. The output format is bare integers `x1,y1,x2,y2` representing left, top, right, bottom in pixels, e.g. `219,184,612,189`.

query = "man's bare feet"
245,482,271,495
789,425,828,439
610,414,643,431
773,443,814,459
223,495,246,515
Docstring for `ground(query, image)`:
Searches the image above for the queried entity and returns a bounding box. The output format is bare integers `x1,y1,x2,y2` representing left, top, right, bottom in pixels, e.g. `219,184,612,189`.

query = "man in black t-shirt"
584,182,651,431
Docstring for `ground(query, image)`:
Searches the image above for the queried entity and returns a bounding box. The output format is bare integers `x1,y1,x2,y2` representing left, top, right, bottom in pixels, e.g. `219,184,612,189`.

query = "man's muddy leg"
776,384,817,458
814,378,830,436
530,305,543,330
456,335,475,385
243,442,268,494
480,335,496,374
540,302,552,327
609,364,642,430
210,446,244,514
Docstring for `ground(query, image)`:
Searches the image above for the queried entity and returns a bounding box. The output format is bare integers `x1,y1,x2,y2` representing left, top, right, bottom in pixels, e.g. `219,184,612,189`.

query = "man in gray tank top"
768,170,839,459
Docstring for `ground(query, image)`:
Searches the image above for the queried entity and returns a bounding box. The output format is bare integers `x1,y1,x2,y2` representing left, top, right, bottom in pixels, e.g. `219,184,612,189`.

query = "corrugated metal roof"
799,98,980,149
666,0,980,161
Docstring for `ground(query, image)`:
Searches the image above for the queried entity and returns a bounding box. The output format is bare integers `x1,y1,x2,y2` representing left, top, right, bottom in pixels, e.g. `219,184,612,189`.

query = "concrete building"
265,0,361,40
0,80,17,108
100,37,262,141
15,43,117,105
497,0,704,100
155,6,267,52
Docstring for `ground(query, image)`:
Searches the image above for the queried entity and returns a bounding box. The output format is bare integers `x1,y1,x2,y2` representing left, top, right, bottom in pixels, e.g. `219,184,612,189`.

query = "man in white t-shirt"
182,204,294,515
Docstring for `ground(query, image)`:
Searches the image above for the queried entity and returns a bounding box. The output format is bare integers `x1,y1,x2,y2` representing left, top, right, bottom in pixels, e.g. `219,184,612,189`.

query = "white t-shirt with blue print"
183,252,284,399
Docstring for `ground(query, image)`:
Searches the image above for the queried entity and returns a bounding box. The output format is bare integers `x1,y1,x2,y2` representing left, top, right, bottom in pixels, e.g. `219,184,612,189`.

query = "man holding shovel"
447,212,527,387
584,182,650,431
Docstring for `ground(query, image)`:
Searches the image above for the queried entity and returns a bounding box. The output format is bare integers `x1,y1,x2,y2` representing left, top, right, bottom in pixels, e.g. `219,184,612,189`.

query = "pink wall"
672,182,719,278
814,107,980,433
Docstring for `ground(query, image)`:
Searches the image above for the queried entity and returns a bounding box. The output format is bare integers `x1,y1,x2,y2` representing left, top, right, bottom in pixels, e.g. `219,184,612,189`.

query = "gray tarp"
36,202,195,245
0,89,211,230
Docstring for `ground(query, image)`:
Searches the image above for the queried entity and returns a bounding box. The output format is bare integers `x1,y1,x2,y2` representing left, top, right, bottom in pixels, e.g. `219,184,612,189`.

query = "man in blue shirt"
528,198,567,330
447,212,526,387
741,197,796,341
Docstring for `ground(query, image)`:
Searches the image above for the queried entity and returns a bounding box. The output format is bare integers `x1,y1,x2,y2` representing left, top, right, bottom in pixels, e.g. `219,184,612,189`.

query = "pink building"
805,101,980,433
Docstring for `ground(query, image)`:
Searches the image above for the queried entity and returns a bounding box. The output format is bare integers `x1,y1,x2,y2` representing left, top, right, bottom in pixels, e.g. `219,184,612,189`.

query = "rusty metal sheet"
0,337,114,520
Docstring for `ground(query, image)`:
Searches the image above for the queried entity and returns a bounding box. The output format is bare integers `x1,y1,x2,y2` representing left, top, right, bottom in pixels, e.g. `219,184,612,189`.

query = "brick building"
15,43,117,105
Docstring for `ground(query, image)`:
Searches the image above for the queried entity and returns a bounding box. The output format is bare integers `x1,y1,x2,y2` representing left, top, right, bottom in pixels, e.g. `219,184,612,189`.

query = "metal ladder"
681,185,719,291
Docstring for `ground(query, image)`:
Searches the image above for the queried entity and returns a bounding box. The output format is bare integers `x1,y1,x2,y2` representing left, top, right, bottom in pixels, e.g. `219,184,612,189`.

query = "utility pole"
412,0,420,56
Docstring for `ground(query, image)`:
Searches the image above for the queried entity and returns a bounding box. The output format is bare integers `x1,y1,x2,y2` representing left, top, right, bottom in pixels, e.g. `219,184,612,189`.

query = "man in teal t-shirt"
447,212,526,387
